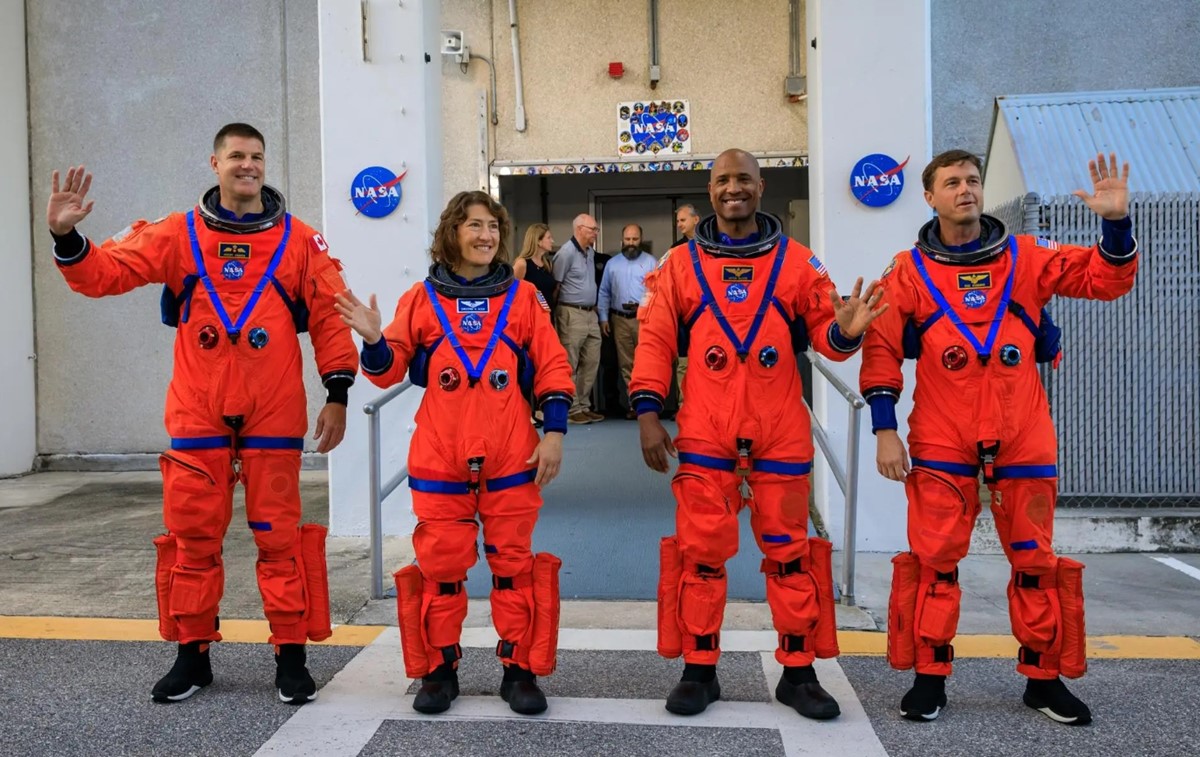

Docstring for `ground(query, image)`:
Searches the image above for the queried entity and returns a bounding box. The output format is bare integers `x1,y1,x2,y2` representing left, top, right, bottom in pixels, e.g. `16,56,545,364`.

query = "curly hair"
430,191,512,268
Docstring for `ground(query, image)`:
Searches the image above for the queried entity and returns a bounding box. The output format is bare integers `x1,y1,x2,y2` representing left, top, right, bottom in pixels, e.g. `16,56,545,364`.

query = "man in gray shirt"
552,213,603,423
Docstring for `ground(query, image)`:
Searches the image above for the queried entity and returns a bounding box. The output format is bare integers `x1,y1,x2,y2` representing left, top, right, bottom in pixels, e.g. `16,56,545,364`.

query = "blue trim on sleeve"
541,396,570,434
868,394,898,433
1099,217,1136,262
828,322,864,353
360,338,395,374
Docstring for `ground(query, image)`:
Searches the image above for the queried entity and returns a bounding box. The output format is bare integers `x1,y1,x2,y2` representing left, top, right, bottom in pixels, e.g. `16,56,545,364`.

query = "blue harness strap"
687,238,789,360
171,436,233,450
408,468,537,495
424,279,519,385
186,210,293,340
239,436,305,450
679,452,812,476
912,458,1057,479
909,237,1018,362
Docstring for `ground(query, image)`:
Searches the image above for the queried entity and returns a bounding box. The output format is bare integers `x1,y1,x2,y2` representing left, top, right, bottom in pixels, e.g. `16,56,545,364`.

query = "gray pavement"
4,465,1200,757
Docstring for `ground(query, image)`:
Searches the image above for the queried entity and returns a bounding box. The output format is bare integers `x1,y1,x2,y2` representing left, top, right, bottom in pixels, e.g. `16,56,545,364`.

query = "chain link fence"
991,192,1200,507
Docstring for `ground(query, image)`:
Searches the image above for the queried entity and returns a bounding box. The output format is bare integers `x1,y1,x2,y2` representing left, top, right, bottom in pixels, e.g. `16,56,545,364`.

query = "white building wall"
321,0,444,537
0,0,36,476
807,0,932,554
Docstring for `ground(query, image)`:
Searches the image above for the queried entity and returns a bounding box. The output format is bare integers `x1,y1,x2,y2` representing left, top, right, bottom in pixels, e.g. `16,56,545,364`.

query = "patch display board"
617,99,691,157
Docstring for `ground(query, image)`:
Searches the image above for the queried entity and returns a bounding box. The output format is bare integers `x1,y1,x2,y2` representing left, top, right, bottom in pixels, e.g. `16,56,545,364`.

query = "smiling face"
455,203,500,276
924,160,984,227
675,207,699,239
210,135,265,209
709,150,763,227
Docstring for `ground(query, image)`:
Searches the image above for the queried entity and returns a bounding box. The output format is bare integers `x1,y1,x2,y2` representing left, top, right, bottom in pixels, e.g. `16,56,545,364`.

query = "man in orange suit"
861,150,1137,725
630,148,886,720
47,123,358,705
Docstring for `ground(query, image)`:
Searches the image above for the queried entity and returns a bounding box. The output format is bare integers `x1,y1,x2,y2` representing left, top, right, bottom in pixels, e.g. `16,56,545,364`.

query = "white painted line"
258,627,888,756
760,653,888,757
255,628,413,757
1151,556,1200,583
461,626,779,652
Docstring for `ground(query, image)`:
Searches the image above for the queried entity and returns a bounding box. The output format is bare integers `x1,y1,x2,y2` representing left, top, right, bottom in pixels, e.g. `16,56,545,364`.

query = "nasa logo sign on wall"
850,153,909,208
617,100,691,156
350,166,407,218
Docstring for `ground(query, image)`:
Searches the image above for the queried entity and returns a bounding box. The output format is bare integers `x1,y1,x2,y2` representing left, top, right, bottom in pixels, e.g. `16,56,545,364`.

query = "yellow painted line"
2,618,1198,659
835,631,1200,660
0,617,385,646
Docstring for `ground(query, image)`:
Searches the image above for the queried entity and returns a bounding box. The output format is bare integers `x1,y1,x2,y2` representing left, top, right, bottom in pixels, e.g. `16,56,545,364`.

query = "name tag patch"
457,298,490,314
218,242,251,259
721,265,754,283
956,271,992,290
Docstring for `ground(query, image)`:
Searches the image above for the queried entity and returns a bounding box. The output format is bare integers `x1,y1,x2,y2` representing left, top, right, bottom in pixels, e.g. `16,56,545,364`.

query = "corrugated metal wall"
1026,193,1200,506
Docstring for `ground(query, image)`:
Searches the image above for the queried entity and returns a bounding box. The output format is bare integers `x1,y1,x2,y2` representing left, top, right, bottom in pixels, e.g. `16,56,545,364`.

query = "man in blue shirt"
598,224,657,419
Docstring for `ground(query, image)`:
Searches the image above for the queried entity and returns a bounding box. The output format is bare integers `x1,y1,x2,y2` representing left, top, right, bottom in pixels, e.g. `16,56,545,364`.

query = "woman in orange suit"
335,191,574,715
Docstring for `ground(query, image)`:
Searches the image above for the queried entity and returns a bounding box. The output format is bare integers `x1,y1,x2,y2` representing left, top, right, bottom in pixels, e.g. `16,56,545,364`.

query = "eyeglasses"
580,225,599,232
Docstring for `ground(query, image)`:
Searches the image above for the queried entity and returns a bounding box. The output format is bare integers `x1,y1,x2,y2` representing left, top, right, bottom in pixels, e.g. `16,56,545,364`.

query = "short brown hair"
922,149,982,190
430,191,512,268
214,123,265,153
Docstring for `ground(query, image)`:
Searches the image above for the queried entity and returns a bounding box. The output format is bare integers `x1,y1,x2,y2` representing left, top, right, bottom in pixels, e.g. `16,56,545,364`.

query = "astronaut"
630,149,885,720
861,150,1137,725
336,191,574,715
47,123,358,704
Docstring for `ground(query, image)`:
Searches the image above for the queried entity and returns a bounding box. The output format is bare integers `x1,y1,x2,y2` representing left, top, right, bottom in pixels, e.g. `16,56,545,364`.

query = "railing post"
368,409,385,600
841,403,862,606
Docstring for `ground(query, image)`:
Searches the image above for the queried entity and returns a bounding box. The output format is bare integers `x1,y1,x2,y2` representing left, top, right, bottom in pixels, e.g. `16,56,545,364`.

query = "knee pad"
1014,559,1087,679
153,533,179,641
300,524,332,642
657,536,683,659
887,552,919,670
393,565,431,678
1057,558,1086,678
528,552,561,676
914,564,961,669
808,538,840,659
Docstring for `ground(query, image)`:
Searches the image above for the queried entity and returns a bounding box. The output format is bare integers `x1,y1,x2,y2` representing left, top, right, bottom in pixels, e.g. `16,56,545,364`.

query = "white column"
1,0,36,476
806,0,931,553
321,0,443,536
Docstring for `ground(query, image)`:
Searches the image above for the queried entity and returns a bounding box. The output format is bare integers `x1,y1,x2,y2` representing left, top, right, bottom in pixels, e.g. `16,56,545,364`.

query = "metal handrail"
363,379,414,600
803,350,866,606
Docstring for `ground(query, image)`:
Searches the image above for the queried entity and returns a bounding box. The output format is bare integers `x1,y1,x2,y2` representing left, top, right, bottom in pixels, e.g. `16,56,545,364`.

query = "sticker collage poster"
617,99,691,157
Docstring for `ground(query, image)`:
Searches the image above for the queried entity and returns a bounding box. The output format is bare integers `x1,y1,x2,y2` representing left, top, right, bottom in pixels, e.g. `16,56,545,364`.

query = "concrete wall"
28,0,323,458
932,0,1200,156
0,0,36,476
441,0,808,198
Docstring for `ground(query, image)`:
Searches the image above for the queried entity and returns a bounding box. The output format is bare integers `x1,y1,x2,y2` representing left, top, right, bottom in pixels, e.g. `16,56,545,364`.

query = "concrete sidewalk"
3,471,1199,639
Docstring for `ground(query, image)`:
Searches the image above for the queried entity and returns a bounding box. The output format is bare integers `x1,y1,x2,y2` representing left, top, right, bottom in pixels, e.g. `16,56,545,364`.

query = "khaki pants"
610,315,640,394
675,357,688,406
555,306,601,414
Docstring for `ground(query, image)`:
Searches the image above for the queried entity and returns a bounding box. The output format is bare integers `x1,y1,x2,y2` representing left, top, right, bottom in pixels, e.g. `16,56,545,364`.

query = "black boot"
500,664,548,715
413,663,459,714
900,673,947,721
151,642,214,703
275,644,318,704
1023,677,1092,725
665,663,721,716
775,665,840,720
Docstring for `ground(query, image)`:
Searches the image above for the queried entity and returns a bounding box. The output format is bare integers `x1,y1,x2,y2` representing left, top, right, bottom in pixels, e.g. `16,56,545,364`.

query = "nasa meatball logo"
962,290,988,309
460,314,483,334
350,166,406,218
221,260,245,281
726,283,749,303
850,153,909,208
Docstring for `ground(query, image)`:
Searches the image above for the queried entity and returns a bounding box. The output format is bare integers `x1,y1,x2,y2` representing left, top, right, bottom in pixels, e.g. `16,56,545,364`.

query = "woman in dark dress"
514,223,557,310
514,223,559,426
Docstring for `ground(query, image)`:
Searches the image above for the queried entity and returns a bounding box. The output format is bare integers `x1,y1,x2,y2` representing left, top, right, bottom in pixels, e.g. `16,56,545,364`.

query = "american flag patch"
535,291,551,312
808,255,828,275
1035,237,1060,250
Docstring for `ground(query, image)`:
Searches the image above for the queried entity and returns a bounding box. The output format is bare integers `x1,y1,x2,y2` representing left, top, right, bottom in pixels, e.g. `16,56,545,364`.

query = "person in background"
598,223,656,419
514,223,557,312
552,213,604,424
